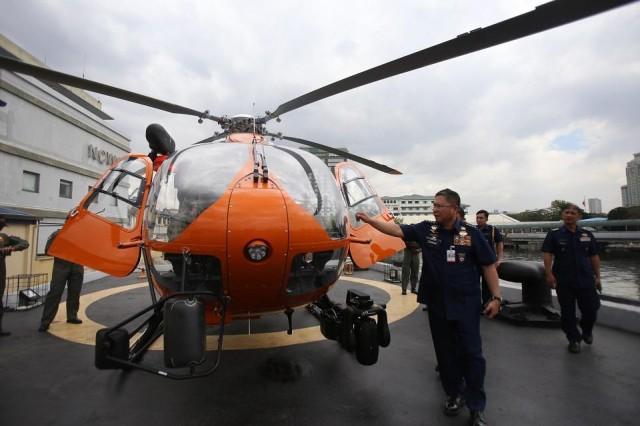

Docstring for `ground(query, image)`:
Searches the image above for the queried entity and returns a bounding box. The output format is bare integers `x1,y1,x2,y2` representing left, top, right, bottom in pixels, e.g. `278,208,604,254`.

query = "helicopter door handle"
349,236,371,245
117,237,143,249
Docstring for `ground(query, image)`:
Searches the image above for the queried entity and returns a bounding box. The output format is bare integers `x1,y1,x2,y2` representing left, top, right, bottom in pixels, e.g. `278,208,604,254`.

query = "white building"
382,194,435,217
300,146,349,174
621,153,640,207
588,198,602,214
0,34,130,261
621,185,630,207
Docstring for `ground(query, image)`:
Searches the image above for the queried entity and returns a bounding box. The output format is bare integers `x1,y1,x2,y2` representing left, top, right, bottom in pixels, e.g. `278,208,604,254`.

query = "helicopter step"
94,291,227,379
307,289,390,366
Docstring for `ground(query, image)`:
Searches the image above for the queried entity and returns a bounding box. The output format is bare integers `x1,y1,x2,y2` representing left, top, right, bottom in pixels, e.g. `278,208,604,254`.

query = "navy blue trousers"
428,310,486,411
555,284,600,343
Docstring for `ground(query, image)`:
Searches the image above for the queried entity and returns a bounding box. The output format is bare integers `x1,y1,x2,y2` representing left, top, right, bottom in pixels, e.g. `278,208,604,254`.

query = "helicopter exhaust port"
307,289,390,366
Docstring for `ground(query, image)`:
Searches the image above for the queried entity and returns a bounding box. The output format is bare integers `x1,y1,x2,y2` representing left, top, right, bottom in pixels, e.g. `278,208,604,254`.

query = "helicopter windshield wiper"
264,0,637,119
267,133,401,175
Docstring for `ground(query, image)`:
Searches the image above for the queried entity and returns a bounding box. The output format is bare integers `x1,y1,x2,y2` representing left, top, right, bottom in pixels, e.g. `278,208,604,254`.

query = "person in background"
0,217,29,337
542,204,601,354
401,240,421,295
457,207,466,221
38,230,85,332
357,188,501,426
475,210,504,306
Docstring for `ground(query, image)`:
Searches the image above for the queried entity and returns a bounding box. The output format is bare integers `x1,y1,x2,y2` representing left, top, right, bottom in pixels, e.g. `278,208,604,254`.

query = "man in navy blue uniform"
542,204,601,354
475,210,504,306
357,188,501,426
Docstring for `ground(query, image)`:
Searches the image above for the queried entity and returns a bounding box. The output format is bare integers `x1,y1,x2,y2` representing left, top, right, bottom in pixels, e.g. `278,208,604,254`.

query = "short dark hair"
435,188,460,207
563,204,582,214
476,209,489,218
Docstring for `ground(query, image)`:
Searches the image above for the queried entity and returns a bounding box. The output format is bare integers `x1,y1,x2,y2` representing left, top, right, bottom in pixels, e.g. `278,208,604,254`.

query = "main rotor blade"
267,0,637,119
0,55,222,122
267,133,401,175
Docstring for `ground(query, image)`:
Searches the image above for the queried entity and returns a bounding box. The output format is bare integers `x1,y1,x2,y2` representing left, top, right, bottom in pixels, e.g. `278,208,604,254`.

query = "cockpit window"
84,157,147,230
266,145,347,239
340,165,384,227
145,143,248,242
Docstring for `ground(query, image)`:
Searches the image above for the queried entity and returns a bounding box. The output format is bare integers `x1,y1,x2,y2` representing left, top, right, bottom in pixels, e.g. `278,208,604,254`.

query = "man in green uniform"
401,240,421,295
38,230,85,332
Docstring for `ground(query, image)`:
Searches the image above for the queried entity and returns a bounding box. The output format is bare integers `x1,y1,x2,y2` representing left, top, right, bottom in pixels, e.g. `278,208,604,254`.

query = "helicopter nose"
226,185,289,311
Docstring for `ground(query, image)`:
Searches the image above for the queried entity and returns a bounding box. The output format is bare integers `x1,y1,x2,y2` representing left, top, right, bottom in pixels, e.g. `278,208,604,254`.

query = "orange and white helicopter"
0,0,635,378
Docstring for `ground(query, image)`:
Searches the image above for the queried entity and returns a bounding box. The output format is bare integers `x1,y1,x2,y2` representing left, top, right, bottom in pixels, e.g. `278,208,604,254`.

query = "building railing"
2,273,49,311
496,219,640,233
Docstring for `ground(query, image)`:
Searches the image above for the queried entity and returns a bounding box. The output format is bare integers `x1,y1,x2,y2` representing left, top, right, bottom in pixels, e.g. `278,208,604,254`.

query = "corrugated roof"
0,206,38,221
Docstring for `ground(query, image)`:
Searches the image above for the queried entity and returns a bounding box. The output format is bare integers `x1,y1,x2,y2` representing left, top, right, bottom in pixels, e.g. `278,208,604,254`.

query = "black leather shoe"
38,324,49,332
411,288,417,294
67,318,83,324
583,334,593,345
568,341,581,353
0,331,11,337
469,410,487,426
444,395,465,416
401,290,407,295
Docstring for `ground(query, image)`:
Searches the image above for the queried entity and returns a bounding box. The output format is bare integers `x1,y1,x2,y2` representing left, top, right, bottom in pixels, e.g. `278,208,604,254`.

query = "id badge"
446,246,456,263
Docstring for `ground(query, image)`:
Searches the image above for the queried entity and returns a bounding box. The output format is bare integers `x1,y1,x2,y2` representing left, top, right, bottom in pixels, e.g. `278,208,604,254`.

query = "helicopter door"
334,163,405,268
48,155,153,277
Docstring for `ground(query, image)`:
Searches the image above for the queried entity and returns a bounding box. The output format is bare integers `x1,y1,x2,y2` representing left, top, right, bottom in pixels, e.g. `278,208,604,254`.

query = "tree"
608,207,629,220
608,206,640,220
509,199,583,222
549,199,584,220
509,209,552,221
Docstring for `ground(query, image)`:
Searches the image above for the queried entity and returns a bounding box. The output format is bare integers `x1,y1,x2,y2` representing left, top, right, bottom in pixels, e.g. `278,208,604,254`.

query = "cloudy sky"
2,0,639,213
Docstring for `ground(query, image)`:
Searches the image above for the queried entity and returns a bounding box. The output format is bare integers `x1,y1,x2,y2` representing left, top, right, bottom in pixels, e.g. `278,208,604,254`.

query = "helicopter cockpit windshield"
265,145,347,239
145,143,247,241
84,157,148,229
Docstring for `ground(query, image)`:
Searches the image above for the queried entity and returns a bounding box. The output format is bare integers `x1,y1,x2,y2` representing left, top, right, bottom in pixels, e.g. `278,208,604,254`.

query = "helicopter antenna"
251,102,257,135
260,144,268,182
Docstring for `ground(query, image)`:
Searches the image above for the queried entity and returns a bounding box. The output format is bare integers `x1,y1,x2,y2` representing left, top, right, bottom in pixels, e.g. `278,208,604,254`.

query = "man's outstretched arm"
355,212,404,238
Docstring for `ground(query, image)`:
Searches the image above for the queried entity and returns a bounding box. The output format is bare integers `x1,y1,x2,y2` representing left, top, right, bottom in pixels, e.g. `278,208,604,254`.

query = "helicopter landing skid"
95,291,228,380
306,289,390,366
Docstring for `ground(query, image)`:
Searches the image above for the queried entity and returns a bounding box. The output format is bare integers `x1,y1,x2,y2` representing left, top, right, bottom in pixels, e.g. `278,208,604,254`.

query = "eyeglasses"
431,203,454,209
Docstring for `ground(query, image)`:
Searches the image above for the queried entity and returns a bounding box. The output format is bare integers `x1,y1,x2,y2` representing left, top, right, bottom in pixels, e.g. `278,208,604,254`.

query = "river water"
503,248,640,302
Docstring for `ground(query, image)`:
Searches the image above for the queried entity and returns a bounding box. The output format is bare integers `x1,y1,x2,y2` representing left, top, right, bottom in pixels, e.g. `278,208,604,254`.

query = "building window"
22,171,40,193
59,179,73,198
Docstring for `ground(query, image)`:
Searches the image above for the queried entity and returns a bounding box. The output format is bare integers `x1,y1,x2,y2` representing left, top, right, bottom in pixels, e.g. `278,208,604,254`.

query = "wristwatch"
490,295,503,304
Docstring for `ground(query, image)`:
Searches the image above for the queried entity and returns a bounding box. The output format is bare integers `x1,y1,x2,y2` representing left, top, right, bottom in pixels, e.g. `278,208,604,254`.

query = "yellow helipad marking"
50,276,419,350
